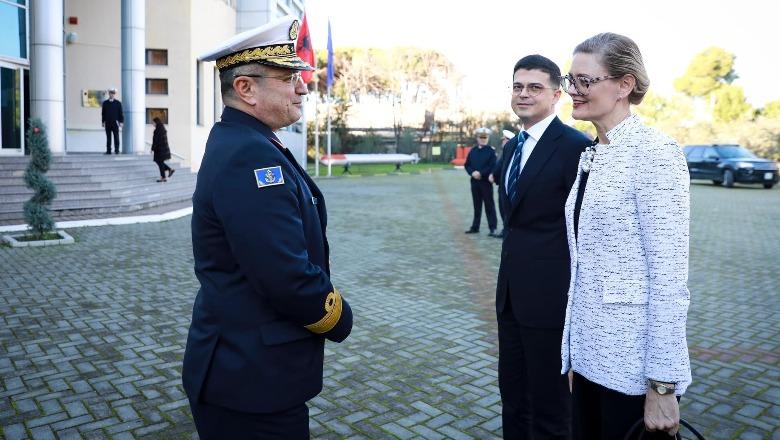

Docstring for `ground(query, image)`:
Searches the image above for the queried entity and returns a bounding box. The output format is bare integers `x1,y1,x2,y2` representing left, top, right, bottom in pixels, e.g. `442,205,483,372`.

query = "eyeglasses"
235,71,303,86
562,74,618,96
511,83,557,97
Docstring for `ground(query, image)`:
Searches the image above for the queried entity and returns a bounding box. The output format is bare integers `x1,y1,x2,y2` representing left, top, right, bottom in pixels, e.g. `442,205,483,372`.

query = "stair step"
0,173,196,195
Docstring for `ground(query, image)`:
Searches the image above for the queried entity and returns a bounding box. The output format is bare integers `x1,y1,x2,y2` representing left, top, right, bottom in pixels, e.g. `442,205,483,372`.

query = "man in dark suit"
183,16,352,439
495,55,590,439
464,127,499,237
101,88,123,154
489,129,516,238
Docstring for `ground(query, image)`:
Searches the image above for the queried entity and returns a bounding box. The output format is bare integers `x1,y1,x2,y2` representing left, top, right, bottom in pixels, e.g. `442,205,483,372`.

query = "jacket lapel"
509,117,564,216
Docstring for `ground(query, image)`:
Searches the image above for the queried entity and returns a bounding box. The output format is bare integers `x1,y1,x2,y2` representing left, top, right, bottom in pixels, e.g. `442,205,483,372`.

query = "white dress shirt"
504,112,557,192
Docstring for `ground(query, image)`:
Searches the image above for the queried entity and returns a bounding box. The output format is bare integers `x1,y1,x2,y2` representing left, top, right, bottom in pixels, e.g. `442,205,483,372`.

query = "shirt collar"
522,112,557,142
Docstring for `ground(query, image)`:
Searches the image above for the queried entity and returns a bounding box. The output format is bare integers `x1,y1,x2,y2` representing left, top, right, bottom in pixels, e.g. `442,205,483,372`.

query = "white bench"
319,153,420,174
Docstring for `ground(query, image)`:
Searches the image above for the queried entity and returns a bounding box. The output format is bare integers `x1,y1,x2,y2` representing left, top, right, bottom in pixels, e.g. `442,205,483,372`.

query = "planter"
2,230,75,248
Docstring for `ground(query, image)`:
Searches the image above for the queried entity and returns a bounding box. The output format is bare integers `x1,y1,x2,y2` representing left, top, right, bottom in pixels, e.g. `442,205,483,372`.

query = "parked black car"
683,144,778,189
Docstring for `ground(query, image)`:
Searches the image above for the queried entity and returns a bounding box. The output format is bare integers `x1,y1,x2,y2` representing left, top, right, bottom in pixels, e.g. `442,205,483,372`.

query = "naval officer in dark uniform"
183,16,353,439
464,127,499,236
101,88,124,154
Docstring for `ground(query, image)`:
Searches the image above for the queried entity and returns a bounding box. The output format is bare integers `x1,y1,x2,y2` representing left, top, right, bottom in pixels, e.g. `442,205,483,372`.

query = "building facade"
0,0,307,170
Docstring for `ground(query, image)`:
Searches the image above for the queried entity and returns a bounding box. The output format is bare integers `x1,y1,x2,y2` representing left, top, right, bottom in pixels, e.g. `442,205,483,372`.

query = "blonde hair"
574,33,649,105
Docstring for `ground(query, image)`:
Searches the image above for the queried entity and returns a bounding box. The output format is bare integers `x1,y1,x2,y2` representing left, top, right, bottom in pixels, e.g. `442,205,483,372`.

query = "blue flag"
326,19,334,88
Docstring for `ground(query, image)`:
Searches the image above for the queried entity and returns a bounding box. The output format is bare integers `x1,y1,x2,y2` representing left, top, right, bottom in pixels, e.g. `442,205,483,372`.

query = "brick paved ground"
1,171,778,439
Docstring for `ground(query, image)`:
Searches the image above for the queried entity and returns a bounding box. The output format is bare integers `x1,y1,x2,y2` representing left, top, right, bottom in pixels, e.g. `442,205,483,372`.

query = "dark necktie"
506,131,529,201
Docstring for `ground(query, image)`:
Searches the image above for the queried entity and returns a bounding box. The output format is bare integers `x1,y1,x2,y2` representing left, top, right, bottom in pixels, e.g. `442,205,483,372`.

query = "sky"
305,0,778,113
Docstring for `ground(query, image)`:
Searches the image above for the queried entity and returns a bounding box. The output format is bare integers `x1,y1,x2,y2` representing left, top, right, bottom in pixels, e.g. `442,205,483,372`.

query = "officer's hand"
118,123,123,129
472,171,481,180
488,174,494,183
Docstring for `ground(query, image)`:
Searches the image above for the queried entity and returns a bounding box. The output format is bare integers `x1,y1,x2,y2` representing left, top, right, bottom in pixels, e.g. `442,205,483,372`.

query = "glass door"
0,64,24,155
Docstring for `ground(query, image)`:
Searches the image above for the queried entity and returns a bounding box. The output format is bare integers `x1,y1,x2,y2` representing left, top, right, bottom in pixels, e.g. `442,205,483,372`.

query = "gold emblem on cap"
289,20,299,40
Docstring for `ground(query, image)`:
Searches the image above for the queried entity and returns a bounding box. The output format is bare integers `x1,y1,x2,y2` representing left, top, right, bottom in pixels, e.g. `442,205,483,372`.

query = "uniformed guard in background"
489,129,516,238
464,127,499,237
182,16,353,439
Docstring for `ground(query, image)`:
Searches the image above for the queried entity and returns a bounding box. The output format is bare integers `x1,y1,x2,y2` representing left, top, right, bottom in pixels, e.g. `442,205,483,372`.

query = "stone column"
120,0,145,154
30,0,65,153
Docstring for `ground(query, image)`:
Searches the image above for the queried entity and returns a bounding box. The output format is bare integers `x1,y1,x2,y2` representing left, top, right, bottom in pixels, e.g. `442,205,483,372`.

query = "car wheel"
764,183,774,189
723,169,735,188
712,180,722,186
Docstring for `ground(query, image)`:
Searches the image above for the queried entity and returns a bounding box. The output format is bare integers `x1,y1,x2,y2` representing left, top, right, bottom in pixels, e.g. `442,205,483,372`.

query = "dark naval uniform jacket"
464,145,497,179
183,106,352,414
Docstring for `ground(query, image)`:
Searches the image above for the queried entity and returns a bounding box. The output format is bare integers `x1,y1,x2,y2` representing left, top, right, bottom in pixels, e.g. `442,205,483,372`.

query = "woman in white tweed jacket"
560,33,691,439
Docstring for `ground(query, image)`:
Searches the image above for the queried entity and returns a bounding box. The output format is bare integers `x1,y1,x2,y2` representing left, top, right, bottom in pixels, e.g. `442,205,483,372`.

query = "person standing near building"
101,88,124,154
464,127,499,237
151,117,174,182
182,16,353,439
489,129,516,238
495,54,590,438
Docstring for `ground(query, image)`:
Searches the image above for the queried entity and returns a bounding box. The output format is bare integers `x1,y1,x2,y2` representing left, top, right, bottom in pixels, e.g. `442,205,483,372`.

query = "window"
702,147,718,160
146,108,168,124
685,147,703,161
214,67,223,122
196,61,202,125
0,1,27,60
1,66,22,149
145,49,168,66
145,78,168,95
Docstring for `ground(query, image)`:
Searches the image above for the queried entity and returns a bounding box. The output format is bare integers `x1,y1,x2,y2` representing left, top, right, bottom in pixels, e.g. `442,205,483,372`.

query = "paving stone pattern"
0,171,778,439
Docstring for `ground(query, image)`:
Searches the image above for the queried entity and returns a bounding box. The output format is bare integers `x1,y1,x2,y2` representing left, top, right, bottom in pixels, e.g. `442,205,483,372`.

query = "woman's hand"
644,390,679,436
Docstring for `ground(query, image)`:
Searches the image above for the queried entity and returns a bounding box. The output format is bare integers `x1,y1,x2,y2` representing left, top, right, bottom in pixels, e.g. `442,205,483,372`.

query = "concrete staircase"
0,154,196,225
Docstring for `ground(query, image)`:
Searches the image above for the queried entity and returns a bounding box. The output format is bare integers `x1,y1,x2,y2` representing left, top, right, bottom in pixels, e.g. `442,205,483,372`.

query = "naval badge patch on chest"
254,166,285,188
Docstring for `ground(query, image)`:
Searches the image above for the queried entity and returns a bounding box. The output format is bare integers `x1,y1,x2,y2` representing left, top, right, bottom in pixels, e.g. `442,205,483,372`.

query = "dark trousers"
105,123,120,153
189,399,309,440
572,373,679,440
498,297,571,439
470,179,497,231
155,160,171,178
497,187,508,230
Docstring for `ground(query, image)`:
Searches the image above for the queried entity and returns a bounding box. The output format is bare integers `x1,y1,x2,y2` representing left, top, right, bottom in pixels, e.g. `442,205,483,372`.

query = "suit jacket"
101,99,124,125
495,116,589,328
182,107,352,414
560,114,691,396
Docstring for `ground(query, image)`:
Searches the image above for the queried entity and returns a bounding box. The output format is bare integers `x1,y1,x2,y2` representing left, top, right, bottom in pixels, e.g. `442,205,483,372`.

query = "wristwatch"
648,379,676,395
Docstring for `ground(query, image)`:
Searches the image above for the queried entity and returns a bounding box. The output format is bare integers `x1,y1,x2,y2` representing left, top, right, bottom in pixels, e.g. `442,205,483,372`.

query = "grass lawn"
305,162,454,176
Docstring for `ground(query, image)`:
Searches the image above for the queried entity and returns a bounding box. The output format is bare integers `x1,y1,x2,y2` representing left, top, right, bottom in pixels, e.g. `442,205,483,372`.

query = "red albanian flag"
296,13,315,83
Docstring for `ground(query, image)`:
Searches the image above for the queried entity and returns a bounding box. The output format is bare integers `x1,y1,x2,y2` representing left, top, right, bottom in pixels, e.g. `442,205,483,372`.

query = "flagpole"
326,18,334,178
314,86,320,177
327,85,332,177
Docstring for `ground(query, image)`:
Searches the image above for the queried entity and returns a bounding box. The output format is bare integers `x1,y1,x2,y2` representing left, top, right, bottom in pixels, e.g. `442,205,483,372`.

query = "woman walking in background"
151,117,175,182
560,33,692,439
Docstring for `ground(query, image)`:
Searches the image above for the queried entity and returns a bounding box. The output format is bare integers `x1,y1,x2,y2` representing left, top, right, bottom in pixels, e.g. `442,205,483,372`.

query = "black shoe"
104,151,111,155
168,168,176,178
488,230,500,237
114,151,120,154
464,228,479,234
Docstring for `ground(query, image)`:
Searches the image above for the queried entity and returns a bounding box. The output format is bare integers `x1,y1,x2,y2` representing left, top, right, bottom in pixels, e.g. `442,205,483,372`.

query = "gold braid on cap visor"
304,290,343,334
216,43,298,70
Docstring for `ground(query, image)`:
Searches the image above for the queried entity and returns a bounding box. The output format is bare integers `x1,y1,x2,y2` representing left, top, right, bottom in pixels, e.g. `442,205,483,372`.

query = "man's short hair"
512,55,561,88
219,64,266,102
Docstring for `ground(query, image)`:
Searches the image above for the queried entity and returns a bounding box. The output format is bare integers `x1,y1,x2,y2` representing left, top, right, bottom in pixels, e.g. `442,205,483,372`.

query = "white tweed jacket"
560,114,692,396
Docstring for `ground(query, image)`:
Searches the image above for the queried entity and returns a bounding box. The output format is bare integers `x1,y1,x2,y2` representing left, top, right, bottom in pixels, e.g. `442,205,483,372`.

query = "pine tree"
23,118,57,238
